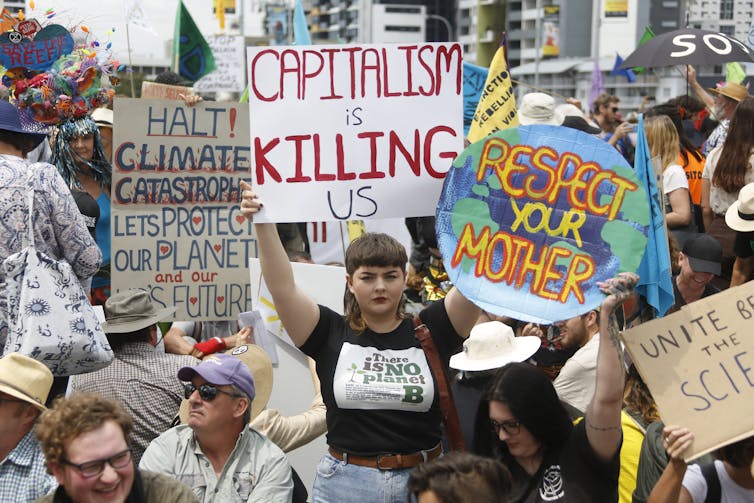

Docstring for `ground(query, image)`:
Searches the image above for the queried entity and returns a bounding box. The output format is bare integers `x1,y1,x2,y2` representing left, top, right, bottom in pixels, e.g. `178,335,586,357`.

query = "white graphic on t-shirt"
333,343,434,412
540,464,565,501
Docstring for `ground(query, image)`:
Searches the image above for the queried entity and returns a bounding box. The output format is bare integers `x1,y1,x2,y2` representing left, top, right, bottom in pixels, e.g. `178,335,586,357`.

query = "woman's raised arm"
241,181,320,347
585,272,638,461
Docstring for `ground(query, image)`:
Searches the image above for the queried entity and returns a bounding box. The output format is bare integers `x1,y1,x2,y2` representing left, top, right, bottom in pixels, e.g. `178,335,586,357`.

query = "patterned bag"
1,170,112,376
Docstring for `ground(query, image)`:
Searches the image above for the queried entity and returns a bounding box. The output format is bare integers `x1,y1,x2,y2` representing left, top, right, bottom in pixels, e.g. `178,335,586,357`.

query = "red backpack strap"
413,316,466,451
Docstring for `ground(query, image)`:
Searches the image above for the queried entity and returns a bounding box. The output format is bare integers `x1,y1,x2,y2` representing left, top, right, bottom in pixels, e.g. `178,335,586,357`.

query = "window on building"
719,25,735,35
720,0,734,19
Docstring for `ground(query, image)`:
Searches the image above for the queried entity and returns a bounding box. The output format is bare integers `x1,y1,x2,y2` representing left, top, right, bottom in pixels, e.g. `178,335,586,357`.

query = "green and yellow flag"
467,41,518,144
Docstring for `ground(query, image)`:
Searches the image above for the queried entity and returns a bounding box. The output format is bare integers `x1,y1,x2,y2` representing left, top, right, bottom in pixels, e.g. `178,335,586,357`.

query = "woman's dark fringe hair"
473,363,573,461
715,434,754,469
343,232,408,332
0,129,43,156
712,97,754,193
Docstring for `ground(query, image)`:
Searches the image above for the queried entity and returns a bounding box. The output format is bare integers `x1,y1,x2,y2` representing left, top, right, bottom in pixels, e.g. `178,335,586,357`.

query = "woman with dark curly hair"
474,273,638,503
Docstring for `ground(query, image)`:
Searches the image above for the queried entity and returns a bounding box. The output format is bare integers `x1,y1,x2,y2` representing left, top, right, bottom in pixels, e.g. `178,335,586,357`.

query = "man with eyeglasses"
140,353,293,502
34,393,196,502
0,353,57,502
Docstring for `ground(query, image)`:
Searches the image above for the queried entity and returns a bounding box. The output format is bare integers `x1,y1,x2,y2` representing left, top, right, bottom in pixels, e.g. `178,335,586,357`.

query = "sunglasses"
183,383,242,401
62,449,132,478
490,419,522,436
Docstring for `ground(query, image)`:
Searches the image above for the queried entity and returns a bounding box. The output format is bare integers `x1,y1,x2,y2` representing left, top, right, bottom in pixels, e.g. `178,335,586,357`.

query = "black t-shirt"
734,230,754,258
506,420,620,503
299,299,462,455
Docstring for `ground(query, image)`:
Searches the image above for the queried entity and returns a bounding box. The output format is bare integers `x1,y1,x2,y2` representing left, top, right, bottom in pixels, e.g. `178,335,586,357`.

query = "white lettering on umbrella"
703,34,732,55
671,34,697,57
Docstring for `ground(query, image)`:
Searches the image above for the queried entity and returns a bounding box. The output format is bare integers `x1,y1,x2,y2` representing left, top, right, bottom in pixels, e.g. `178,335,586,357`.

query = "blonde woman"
644,115,695,243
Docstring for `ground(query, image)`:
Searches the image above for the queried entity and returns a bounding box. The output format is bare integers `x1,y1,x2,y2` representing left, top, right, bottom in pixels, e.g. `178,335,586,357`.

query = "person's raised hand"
686,65,697,84
520,323,544,339
178,93,203,107
613,121,633,139
240,181,263,221
662,424,694,462
230,326,254,348
597,272,639,315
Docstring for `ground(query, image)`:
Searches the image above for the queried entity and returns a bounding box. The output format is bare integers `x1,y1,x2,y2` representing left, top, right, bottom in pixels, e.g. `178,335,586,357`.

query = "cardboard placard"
246,42,464,223
249,259,346,347
622,281,754,460
437,125,650,323
111,98,255,320
141,81,194,100
194,34,246,93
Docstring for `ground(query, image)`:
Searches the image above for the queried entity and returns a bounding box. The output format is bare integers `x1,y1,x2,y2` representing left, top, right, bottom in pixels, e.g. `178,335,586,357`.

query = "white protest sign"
622,281,754,461
249,259,346,347
194,35,246,93
111,98,256,320
246,43,464,223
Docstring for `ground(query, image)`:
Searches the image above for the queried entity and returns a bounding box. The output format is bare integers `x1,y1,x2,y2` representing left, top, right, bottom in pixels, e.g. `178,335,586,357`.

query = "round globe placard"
436,125,650,323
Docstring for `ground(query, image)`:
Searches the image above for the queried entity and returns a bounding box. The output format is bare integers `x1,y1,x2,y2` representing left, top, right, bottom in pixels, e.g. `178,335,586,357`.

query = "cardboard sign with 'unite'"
621,281,754,461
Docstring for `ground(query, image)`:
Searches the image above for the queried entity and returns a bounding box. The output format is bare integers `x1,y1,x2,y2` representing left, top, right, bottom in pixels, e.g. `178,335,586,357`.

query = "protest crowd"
1,4,754,503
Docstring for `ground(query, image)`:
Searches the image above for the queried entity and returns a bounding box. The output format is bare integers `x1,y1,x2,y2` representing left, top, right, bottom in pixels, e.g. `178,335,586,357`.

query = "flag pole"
125,21,136,97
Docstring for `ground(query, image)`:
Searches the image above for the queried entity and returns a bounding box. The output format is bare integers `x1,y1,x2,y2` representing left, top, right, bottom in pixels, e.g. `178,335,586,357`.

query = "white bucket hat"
517,92,564,126
449,321,541,372
726,182,754,232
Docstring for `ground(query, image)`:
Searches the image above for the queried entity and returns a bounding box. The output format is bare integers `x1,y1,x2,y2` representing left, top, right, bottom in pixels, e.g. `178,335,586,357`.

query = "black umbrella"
620,28,754,69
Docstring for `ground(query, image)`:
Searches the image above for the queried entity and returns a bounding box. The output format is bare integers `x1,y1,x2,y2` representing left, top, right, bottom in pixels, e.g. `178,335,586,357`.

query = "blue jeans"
311,453,412,503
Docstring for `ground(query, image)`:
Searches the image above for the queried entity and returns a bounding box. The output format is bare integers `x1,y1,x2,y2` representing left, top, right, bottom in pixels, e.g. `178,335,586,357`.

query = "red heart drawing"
214,244,222,252
217,296,225,303
160,246,169,254
192,216,202,225
189,297,198,305
235,215,246,224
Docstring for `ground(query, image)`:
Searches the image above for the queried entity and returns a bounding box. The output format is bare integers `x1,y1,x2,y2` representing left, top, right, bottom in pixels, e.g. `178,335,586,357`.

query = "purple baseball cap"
178,353,256,401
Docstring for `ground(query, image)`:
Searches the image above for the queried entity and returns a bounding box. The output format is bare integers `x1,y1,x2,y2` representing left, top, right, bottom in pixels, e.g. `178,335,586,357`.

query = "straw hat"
0,353,54,411
449,322,540,372
179,344,273,424
726,182,754,232
707,82,749,102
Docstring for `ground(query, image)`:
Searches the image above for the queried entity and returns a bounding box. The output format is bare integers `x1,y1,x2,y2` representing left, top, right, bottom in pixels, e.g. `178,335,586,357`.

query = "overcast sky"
31,0,270,66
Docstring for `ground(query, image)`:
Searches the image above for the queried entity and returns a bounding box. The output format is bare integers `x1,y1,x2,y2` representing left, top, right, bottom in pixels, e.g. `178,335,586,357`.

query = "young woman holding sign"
474,272,637,503
240,181,480,503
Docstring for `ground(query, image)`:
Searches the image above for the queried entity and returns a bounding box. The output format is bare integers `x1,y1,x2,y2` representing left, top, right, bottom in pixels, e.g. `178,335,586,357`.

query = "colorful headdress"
0,11,121,127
